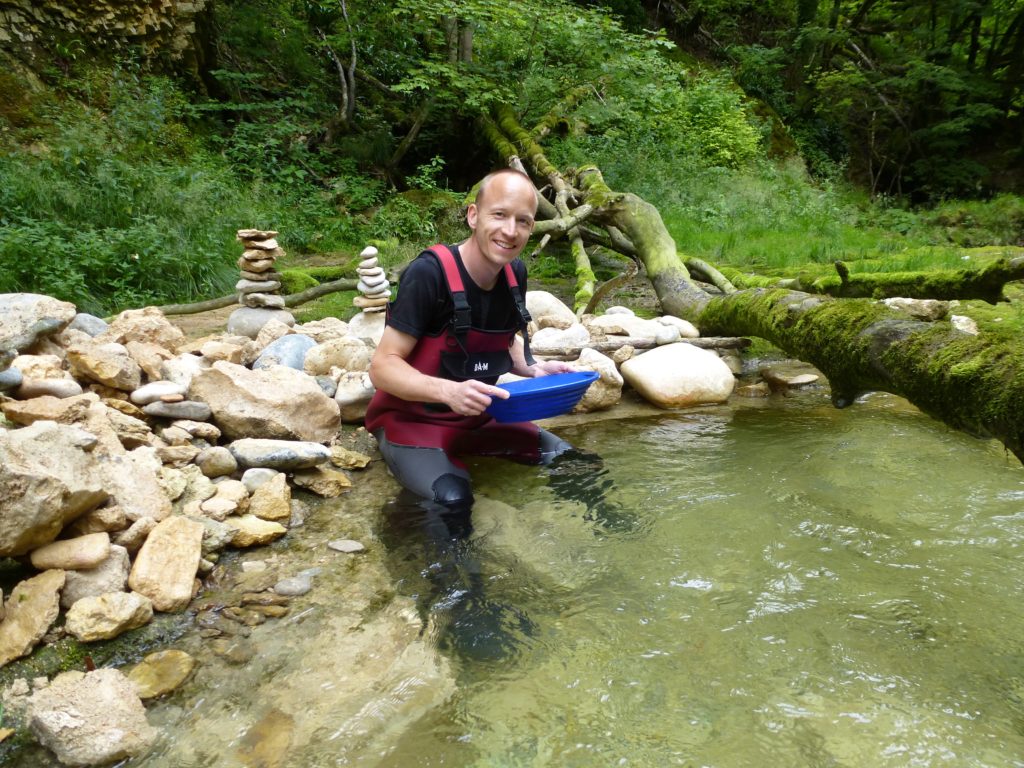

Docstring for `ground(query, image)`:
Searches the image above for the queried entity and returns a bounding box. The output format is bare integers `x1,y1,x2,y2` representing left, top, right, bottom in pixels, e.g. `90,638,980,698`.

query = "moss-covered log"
721,254,1024,303
697,288,1024,461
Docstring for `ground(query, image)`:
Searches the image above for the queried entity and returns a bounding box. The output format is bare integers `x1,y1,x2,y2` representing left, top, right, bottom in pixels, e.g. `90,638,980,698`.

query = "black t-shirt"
387,244,529,338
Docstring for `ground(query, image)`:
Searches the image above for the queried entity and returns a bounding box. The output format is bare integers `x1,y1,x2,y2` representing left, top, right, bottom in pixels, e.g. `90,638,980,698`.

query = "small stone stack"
228,229,295,338
353,246,390,314
236,229,285,309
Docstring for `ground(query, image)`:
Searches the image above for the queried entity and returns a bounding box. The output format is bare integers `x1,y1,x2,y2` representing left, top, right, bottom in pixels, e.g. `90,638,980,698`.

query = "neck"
458,239,501,290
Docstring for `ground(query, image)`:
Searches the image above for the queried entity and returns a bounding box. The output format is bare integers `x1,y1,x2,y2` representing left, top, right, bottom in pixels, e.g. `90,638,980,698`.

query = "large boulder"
98,447,173,522
66,341,143,391
0,293,77,354
27,668,157,766
620,342,735,408
572,348,623,413
189,361,340,442
526,290,576,330
0,421,108,556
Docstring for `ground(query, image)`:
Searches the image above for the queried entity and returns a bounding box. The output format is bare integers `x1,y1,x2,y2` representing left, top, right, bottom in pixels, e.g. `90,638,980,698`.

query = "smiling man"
366,168,576,514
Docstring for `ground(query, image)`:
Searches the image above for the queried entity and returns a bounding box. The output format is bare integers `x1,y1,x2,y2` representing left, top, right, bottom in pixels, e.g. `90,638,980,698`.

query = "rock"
295,317,350,342
531,323,591,351
142,400,213,421
172,419,222,442
736,381,771,398
195,446,238,478
224,515,288,548
0,293,77,353
227,307,296,339
290,467,352,498
68,312,110,337
240,467,280,493
155,443,201,467
610,344,635,365
94,305,185,354
655,314,701,339
128,516,204,612
0,366,23,392
99,447,173,522
329,445,373,469
105,407,155,449
0,421,108,557
345,310,386,345
65,591,154,642
113,517,157,554
236,278,282,294
238,228,279,241
252,334,318,370
66,341,143,390
248,473,292,522
719,349,744,375
760,363,821,391
334,371,375,423
27,668,157,766
620,343,735,408
228,438,332,470
190,361,340,442
0,570,65,667
586,313,680,344
16,377,84,399
199,339,245,364
61,545,132,610
571,348,623,412
327,539,366,554
315,375,338,398
161,352,209,388
199,496,238,521
66,506,128,537
131,380,188,405
951,314,979,334
124,340,175,381
304,337,371,376
1,391,95,427
253,319,294,350
30,532,111,571
882,297,949,321
242,293,286,309
126,649,196,699
273,574,313,597
526,290,577,330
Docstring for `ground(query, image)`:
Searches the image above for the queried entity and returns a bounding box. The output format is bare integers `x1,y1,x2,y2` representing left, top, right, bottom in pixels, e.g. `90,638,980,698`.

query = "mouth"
494,239,517,252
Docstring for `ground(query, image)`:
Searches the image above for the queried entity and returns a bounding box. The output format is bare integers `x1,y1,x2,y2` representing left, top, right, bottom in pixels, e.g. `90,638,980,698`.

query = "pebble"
274,574,313,596
327,539,366,554
143,400,213,420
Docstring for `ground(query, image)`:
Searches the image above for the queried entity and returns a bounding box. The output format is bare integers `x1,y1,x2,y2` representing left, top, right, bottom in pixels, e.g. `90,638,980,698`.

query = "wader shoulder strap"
503,262,537,368
426,244,472,336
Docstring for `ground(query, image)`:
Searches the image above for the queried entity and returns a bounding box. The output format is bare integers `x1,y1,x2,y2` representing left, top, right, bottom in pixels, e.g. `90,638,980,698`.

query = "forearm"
509,335,575,377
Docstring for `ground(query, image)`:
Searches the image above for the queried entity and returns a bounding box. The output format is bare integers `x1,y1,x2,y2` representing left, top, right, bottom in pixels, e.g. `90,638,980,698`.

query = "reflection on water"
20,389,1024,767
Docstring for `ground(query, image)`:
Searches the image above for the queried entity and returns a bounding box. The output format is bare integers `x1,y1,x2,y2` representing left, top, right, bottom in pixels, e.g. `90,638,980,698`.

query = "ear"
466,203,479,230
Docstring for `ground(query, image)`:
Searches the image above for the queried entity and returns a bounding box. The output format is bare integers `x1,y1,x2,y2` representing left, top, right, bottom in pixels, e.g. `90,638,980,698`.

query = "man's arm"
368,326,511,416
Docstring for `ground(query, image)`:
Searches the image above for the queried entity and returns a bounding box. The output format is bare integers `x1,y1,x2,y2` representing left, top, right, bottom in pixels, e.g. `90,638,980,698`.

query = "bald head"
475,169,538,214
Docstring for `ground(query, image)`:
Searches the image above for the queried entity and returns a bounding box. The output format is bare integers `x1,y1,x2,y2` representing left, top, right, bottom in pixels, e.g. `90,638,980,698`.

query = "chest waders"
365,245,570,510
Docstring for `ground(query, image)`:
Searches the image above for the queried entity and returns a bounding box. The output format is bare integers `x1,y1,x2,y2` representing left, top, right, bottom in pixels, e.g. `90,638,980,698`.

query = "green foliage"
278,269,320,295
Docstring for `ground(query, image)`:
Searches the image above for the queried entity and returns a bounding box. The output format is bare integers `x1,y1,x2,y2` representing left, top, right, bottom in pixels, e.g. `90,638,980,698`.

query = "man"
366,168,577,513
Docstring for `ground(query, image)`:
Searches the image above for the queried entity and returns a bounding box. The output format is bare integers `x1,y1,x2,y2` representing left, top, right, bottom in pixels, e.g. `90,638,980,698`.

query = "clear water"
20,390,1024,767
374,392,1024,767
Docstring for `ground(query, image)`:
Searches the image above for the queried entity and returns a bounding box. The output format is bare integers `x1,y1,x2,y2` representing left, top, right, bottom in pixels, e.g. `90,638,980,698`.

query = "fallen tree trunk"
534,335,750,359
484,105,1024,464
721,255,1024,303
158,278,357,316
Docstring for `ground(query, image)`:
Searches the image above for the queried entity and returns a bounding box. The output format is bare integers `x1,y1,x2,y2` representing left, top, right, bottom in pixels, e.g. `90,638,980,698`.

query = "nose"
501,217,517,237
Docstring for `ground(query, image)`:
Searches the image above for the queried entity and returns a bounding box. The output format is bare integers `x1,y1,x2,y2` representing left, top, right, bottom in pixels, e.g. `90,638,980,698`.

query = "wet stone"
126,649,196,700
224,606,266,626
209,637,256,665
241,591,291,607
248,604,290,619
327,539,366,554
273,574,313,597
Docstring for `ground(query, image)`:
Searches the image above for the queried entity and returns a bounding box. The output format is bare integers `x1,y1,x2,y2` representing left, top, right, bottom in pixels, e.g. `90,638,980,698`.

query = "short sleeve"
385,253,448,338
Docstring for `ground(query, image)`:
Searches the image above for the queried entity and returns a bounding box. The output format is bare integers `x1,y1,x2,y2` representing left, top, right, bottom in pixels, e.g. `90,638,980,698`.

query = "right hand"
441,378,509,416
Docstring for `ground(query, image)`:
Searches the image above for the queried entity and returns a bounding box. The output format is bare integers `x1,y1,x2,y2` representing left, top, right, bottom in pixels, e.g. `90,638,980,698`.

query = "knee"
538,429,574,465
432,473,474,512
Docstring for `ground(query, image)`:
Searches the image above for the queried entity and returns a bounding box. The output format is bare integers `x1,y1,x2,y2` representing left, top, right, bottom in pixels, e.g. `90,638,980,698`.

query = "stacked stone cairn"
353,246,390,314
228,229,295,337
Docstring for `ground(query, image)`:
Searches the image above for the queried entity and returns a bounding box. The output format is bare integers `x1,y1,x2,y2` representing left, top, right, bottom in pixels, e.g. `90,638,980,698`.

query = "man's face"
466,174,537,269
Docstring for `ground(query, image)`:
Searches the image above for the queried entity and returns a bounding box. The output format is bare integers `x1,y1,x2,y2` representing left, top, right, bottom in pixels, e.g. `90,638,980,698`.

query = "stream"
12,384,1024,767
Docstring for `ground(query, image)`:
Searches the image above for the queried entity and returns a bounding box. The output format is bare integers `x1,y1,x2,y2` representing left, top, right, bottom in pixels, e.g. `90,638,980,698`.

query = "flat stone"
131,380,188,405
142,400,212,421
127,649,196,699
273,574,312,596
327,539,365,554
228,438,331,470
30,532,110,571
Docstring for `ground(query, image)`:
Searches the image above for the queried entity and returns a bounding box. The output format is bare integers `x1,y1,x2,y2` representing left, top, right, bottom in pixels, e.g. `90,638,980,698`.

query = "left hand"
529,359,578,377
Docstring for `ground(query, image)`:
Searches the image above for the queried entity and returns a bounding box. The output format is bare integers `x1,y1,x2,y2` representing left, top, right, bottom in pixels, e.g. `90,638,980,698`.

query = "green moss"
278,269,320,295
292,291,361,323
